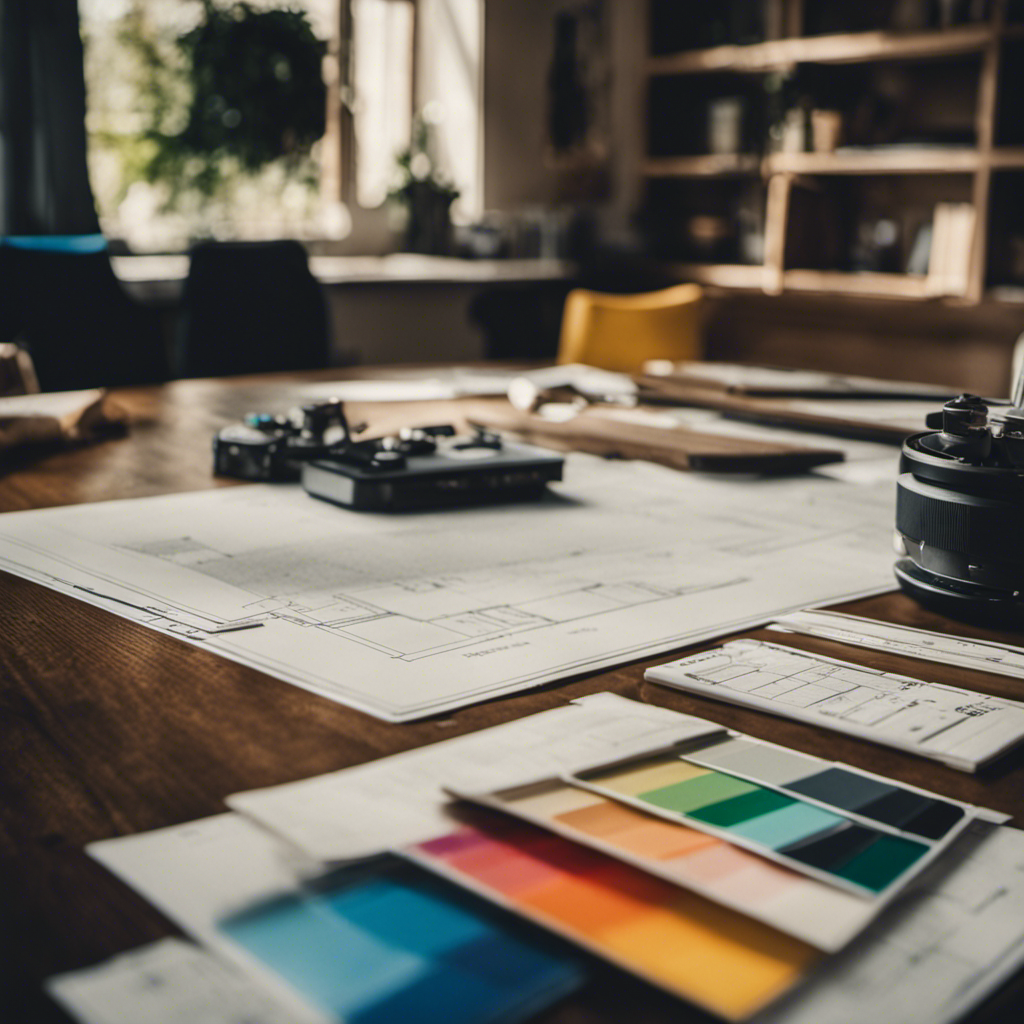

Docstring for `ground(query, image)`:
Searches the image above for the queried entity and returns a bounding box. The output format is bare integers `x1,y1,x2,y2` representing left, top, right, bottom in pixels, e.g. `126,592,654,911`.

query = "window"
351,0,414,209
79,0,482,250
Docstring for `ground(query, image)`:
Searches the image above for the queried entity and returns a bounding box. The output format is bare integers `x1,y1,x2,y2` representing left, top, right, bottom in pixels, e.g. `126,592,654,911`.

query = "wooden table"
3,370,1024,1022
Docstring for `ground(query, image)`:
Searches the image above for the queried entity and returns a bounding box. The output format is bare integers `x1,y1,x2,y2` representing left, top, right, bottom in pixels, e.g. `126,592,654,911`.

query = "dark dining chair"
175,240,330,378
0,237,169,391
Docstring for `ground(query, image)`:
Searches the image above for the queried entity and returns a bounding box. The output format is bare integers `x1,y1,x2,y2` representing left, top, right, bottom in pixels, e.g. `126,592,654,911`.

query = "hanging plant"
138,0,326,202
388,117,460,255
177,1,326,170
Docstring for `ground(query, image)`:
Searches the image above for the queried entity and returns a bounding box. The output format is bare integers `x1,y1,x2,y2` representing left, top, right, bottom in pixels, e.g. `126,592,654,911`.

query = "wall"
482,0,563,211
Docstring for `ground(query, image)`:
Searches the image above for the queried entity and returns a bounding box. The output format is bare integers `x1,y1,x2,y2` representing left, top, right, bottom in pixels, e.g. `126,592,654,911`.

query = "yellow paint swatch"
584,756,709,796
600,891,816,1020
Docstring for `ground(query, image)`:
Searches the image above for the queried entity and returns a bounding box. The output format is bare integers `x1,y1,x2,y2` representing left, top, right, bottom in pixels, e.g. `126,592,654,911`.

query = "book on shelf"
926,202,975,297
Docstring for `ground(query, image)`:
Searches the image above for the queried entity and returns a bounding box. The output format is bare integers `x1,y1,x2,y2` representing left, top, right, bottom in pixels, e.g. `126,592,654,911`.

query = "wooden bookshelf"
642,0,1018,304
644,154,760,177
646,24,997,76
782,269,931,298
764,149,981,174
665,263,767,289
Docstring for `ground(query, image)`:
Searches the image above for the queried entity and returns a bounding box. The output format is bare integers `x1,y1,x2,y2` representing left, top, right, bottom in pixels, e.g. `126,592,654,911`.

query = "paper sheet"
89,815,329,1024
298,364,635,404
0,453,897,721
228,692,724,861
772,609,1024,681
647,639,1024,771
0,388,103,419
46,939,307,1024
658,363,953,398
755,823,1024,1024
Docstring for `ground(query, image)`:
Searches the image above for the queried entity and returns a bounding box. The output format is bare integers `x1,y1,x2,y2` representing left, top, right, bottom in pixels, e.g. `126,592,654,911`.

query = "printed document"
227,692,725,861
772,608,1024,681
46,938,307,1024
0,453,896,720
755,823,1024,1024
88,815,329,1024
647,640,1024,771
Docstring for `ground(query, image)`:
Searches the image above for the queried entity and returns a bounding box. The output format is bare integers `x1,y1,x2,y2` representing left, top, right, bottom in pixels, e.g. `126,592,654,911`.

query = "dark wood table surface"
3,369,1024,1022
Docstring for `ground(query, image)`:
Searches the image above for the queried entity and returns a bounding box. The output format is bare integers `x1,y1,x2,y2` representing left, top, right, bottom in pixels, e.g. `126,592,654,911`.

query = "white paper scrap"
772,609,1024,682
0,388,103,420
88,815,329,1024
227,692,724,862
755,823,1024,1024
46,939,307,1024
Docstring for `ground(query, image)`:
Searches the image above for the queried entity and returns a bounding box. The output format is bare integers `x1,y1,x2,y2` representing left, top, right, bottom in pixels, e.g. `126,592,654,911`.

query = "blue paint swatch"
220,860,582,1024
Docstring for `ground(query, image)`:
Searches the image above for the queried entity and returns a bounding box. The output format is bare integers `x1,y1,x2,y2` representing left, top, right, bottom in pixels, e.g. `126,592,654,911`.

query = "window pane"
80,0,341,250
417,0,483,221
352,0,414,208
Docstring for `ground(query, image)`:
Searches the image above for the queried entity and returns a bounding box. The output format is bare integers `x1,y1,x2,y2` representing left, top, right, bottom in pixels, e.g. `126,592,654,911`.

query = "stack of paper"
66,694,1024,1024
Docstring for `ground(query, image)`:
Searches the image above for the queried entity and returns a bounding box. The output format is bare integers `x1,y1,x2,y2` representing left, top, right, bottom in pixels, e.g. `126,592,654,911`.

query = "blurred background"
4,0,1024,392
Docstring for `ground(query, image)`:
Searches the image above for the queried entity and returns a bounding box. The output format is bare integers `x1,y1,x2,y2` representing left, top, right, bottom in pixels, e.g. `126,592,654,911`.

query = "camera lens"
895,409,1024,624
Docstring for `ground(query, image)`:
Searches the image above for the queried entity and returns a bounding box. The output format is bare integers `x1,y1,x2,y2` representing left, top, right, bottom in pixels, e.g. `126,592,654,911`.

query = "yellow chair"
556,283,704,375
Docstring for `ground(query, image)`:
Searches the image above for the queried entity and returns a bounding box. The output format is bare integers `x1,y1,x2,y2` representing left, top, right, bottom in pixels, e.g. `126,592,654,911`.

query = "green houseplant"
133,0,326,214
389,117,460,255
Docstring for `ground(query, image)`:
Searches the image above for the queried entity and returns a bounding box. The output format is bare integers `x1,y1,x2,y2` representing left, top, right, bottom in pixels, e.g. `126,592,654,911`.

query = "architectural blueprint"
0,454,896,720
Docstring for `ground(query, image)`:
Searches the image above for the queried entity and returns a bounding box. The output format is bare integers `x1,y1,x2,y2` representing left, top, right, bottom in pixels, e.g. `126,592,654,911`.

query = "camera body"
895,394,1024,625
213,399,564,511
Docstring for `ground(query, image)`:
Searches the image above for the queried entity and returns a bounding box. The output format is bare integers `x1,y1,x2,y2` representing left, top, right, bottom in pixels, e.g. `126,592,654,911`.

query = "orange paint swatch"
412,816,818,1020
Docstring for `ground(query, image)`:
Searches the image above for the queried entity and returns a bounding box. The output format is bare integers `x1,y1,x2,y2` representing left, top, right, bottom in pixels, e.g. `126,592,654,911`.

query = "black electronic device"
895,391,1024,626
213,399,564,510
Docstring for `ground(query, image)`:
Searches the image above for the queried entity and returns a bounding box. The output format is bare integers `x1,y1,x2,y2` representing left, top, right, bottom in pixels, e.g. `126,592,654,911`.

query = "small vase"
403,183,454,255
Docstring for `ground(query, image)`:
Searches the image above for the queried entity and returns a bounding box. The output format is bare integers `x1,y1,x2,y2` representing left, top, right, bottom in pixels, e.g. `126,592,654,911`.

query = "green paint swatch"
833,834,928,892
689,787,794,827
639,772,757,814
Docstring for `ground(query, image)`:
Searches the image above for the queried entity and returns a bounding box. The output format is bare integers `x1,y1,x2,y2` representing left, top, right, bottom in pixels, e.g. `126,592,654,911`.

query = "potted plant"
389,117,460,255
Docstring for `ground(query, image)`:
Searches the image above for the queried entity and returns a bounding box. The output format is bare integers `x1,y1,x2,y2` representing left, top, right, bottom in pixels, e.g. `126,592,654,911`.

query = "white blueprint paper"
88,815,329,1024
0,453,896,720
46,938,307,1024
755,823,1024,1024
227,692,725,861
772,609,1024,681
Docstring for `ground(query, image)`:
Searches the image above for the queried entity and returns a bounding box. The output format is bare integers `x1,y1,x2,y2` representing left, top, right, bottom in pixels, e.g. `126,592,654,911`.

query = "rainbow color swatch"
473,778,879,950
409,814,820,1021
574,752,937,894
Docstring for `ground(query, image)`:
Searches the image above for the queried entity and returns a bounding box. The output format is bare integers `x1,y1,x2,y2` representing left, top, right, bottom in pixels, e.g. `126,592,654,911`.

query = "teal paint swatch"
689,787,794,827
639,772,758,814
833,834,929,892
728,802,845,850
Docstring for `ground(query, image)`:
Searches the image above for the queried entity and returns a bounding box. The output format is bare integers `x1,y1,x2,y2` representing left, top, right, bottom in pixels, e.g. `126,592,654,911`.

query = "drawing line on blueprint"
311,574,749,660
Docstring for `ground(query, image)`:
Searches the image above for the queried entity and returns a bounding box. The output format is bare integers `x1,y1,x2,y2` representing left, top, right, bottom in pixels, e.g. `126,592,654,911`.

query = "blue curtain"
0,0,100,236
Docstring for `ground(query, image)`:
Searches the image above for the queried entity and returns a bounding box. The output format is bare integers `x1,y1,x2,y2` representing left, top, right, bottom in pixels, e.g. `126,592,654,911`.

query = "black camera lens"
895,395,1024,626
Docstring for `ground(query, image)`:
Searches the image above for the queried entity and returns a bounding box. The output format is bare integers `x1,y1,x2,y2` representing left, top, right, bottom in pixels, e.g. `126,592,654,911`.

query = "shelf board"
667,263,767,289
647,24,994,75
782,269,933,298
765,148,980,174
645,148,984,179
643,155,760,177
988,148,1024,169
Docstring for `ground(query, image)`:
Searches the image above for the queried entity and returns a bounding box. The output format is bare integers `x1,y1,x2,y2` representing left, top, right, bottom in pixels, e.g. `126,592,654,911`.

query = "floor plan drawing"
0,454,897,720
